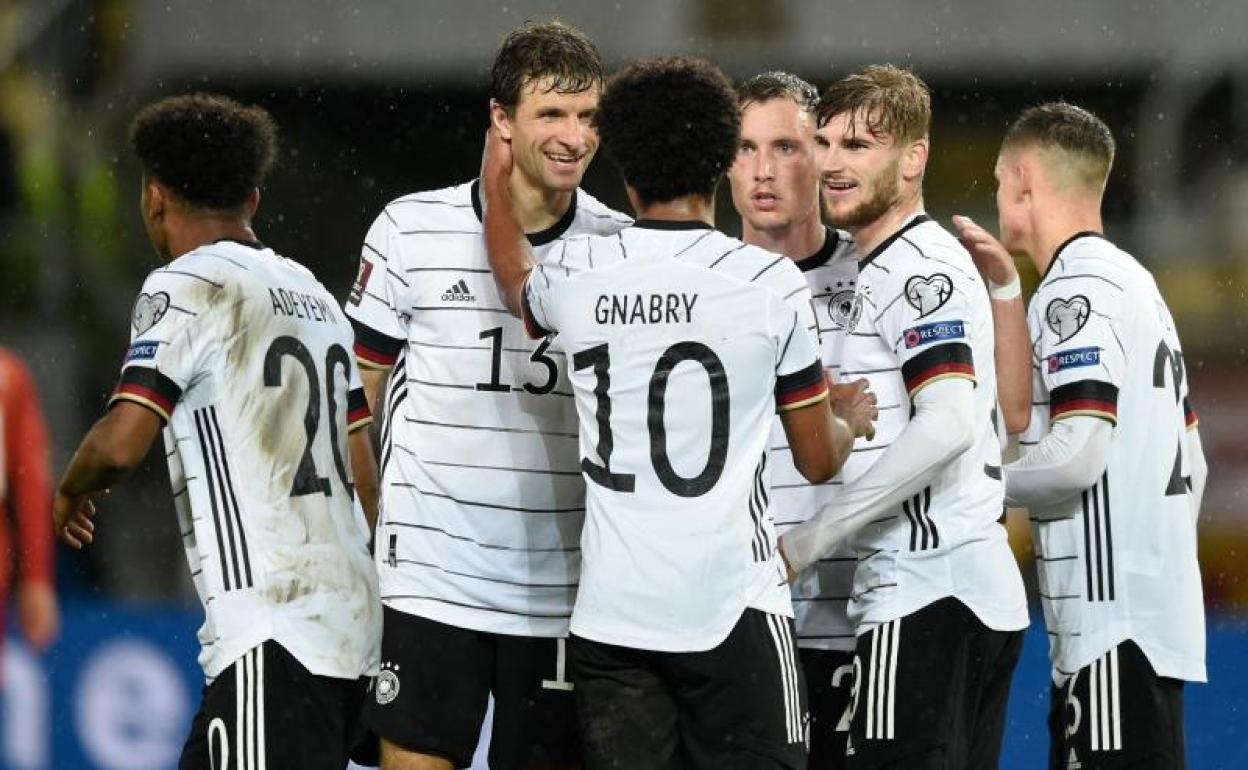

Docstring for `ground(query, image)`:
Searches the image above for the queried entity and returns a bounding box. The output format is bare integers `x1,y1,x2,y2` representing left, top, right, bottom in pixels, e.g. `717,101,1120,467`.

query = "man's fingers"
59,527,83,549
67,521,93,543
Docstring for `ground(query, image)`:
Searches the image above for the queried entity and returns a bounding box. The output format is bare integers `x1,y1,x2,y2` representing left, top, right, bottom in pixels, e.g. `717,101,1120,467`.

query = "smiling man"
779,65,1029,770
343,21,631,770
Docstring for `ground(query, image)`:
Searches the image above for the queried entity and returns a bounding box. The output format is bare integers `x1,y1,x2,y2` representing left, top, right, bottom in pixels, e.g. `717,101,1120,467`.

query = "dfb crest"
827,289,856,328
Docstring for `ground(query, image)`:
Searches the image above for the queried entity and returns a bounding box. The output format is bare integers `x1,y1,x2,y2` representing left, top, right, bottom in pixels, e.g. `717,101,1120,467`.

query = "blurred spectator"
0,347,57,654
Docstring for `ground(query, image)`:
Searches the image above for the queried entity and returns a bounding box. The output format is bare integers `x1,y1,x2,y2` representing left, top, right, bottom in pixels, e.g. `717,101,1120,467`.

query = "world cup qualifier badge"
1046,295,1091,343
375,661,401,705
904,273,953,318
132,291,170,335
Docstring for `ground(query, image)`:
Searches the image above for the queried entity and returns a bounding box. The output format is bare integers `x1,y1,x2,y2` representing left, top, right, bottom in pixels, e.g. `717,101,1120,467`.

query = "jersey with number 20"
111,239,380,682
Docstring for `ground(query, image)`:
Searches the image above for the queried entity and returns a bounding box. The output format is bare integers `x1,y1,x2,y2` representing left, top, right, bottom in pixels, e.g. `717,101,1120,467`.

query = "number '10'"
573,341,730,498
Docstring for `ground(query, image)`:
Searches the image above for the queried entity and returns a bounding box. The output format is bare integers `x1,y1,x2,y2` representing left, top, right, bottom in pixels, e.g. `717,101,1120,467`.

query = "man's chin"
541,171,584,193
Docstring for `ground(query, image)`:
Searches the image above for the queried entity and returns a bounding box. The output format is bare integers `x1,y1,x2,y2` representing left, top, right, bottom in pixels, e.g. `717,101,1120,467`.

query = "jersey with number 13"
345,180,631,638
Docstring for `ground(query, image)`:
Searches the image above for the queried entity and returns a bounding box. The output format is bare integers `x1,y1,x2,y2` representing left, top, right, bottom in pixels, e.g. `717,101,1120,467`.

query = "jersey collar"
1043,230,1107,281
631,219,714,231
794,226,840,273
859,213,931,268
210,237,266,251
470,178,579,247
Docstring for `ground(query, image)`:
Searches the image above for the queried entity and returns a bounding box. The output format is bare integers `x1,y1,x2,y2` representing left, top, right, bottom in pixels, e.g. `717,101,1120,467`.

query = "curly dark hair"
129,93,278,210
491,20,604,113
595,56,740,206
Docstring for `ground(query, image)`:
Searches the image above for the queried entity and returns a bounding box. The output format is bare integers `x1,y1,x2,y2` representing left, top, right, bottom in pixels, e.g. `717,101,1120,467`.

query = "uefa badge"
131,291,170,335
375,662,401,705
903,273,953,318
1045,295,1091,343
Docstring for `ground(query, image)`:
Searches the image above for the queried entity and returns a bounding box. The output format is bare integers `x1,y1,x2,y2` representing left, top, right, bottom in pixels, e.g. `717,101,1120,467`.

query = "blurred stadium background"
0,1,1244,768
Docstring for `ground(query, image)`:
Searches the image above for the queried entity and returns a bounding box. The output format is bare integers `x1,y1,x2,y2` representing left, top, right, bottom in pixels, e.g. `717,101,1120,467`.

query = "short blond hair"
816,64,931,143
1002,102,1115,193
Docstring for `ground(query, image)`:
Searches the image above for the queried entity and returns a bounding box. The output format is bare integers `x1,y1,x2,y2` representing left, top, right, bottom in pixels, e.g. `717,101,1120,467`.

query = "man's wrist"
988,273,1022,301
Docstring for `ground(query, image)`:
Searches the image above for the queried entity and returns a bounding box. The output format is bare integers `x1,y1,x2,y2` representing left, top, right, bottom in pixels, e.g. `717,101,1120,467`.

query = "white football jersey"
523,220,828,652
1020,233,1205,683
769,227,860,652
111,239,380,681
838,214,1028,634
345,180,631,637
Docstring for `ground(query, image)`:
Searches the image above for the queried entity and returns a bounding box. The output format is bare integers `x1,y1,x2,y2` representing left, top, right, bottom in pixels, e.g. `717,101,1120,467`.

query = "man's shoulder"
866,217,979,294
573,188,631,228
379,180,478,232
1040,235,1139,301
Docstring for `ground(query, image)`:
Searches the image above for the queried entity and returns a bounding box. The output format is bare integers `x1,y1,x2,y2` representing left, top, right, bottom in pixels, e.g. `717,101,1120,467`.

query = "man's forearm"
782,378,975,572
1003,416,1111,508
481,173,536,317
58,403,161,497
59,426,134,497
991,295,1031,434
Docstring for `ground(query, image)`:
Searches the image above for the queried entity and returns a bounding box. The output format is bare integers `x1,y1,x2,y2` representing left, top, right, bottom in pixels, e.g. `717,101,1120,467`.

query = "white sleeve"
1186,425,1207,524
781,377,975,573
1003,416,1112,509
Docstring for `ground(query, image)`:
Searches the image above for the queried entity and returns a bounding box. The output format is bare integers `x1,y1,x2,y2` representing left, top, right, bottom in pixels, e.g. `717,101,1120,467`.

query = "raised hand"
952,214,1018,287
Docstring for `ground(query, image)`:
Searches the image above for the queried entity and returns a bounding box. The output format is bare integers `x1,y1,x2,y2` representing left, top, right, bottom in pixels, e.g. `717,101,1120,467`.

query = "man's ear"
902,137,929,182
1016,159,1035,204
245,188,260,219
145,179,167,222
489,99,513,141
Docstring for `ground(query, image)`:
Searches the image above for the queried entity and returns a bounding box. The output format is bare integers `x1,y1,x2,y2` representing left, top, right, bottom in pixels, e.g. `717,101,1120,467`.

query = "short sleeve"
773,283,828,412
873,268,977,397
520,238,588,339
345,209,407,369
109,269,219,422
1034,274,1126,425
522,263,557,338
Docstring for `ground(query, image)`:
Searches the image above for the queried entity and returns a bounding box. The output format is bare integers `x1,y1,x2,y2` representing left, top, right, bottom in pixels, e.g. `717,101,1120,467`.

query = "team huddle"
51,19,1206,770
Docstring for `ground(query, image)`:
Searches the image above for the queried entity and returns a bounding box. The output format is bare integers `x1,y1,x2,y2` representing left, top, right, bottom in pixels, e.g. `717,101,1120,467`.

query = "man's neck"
635,195,716,227
1028,201,1104,276
168,215,257,260
743,209,825,260
850,191,924,259
509,167,573,234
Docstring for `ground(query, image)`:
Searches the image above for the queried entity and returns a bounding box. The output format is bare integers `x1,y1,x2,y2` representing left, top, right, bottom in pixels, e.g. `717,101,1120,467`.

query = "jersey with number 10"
110,239,380,682
522,221,828,653
1021,233,1205,683
345,180,630,638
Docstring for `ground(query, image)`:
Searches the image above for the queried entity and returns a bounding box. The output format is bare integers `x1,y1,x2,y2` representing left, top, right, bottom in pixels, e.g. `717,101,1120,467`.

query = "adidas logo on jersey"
441,279,475,302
